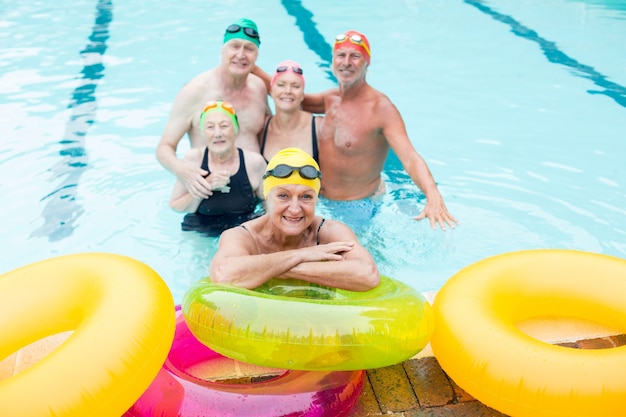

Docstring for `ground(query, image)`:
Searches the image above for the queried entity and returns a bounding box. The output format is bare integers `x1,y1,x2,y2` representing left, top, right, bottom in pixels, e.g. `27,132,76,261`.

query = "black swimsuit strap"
311,115,319,163
200,147,210,176
259,116,272,162
316,218,326,245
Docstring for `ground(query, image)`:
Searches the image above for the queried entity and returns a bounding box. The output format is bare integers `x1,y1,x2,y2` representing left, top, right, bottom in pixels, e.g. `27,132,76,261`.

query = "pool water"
1,0,625,303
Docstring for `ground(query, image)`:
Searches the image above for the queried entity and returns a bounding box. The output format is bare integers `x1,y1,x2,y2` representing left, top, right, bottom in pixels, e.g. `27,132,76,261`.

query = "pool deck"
349,333,626,417
2,321,624,417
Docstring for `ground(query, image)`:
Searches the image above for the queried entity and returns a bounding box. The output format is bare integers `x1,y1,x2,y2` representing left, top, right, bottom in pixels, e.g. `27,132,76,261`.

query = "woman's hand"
297,242,355,262
207,171,232,193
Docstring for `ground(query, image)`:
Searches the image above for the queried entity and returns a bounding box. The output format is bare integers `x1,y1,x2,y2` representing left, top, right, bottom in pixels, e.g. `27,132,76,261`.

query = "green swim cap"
200,100,239,135
223,18,260,47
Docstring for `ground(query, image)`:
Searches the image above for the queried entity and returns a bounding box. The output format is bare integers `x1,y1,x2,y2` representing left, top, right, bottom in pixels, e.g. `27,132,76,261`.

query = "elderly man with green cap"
157,18,271,201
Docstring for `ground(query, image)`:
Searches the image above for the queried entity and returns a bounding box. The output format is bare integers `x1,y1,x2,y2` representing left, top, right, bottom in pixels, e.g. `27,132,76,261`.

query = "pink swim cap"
333,30,371,64
270,60,305,89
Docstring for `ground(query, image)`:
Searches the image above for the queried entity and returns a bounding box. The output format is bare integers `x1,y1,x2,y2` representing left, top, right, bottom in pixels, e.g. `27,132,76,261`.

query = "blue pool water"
1,0,625,303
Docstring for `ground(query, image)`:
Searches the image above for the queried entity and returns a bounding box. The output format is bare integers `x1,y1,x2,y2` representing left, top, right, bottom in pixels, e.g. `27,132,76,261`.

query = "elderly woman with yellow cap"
169,100,267,236
209,147,380,291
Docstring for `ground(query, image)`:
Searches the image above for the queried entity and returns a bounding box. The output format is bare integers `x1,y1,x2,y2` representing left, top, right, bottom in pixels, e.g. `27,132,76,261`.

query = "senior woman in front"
209,147,380,291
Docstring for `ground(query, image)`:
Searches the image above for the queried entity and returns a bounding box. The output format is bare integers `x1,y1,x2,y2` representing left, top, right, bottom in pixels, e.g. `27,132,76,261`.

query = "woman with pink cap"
209,147,379,291
258,60,322,163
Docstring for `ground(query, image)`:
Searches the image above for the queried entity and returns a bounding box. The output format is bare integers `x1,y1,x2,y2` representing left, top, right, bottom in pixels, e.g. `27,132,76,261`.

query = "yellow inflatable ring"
0,253,176,417
183,275,433,371
431,249,626,417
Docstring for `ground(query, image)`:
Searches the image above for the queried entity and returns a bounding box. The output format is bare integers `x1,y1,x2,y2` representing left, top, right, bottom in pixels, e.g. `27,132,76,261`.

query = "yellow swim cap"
263,147,321,198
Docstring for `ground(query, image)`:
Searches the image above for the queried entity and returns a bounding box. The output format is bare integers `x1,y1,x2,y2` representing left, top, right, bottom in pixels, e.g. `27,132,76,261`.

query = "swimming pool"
1,0,625,303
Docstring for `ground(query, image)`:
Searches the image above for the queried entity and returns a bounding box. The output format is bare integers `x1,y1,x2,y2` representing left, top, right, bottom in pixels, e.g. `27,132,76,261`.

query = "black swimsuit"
259,115,319,163
181,148,262,236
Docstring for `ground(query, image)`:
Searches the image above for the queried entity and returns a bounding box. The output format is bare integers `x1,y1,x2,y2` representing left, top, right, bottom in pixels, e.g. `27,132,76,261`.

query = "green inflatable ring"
182,275,433,371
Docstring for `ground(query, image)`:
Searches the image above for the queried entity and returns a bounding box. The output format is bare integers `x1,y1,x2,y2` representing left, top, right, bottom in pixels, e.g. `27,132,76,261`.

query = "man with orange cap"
302,30,459,231
157,18,271,201
208,147,380,291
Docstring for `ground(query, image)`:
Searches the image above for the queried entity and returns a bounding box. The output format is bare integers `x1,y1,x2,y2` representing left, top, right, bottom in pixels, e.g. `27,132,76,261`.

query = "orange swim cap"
333,30,371,64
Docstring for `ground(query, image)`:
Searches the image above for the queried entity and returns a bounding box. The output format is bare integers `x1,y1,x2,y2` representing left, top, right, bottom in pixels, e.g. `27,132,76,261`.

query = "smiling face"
202,111,236,153
270,72,305,112
221,39,259,76
332,46,368,87
267,184,317,235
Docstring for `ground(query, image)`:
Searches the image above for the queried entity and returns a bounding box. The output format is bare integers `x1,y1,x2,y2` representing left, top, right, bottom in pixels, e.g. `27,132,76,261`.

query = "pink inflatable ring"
125,308,364,417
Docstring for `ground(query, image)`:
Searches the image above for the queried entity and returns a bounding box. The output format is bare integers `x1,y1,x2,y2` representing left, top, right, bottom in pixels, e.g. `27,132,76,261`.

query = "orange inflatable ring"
431,249,626,417
0,253,176,417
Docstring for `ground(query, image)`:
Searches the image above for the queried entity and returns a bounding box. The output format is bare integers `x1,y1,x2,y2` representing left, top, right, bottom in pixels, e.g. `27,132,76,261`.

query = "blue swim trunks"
316,196,382,232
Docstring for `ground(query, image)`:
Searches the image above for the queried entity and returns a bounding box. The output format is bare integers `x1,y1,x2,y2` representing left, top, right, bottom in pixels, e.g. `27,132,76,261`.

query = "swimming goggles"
226,24,260,39
276,65,303,75
263,164,322,180
334,33,371,57
202,100,236,116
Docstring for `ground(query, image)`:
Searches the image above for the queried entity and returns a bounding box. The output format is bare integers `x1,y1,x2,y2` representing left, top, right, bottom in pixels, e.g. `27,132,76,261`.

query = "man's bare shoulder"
180,68,218,92
171,70,216,107
302,87,337,114
324,87,341,100
248,72,269,92
362,83,390,102
367,86,400,116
